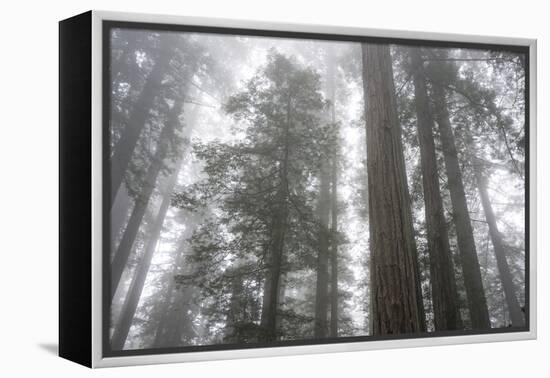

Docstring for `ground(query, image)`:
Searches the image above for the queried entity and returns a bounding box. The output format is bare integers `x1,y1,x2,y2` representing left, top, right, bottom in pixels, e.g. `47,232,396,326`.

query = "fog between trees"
107,28,526,351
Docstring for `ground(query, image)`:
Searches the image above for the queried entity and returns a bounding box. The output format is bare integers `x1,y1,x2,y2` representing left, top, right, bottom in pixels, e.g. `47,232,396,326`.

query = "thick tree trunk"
109,36,174,206
111,99,184,300
472,157,525,327
110,157,183,350
410,49,461,331
314,162,331,338
361,43,425,335
431,83,491,329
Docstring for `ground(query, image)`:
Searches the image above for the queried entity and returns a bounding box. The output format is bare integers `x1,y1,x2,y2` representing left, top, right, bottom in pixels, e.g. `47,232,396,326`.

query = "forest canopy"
106,27,527,352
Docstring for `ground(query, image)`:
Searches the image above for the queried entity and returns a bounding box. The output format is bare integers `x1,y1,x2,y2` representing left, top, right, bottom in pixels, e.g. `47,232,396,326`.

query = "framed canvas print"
59,10,537,368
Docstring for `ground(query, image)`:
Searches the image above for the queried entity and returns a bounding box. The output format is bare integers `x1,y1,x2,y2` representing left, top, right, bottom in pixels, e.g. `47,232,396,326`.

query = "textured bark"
314,162,331,338
111,99,184,300
111,158,183,350
472,157,524,327
361,43,425,335
431,83,491,329
109,36,174,206
410,49,461,331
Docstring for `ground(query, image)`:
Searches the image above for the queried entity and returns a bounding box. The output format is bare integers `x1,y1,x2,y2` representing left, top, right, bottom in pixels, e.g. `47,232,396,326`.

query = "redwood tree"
361,43,425,335
429,66,491,329
409,48,461,331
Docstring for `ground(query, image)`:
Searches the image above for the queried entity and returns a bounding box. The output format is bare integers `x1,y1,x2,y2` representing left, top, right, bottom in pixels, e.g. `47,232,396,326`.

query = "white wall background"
0,0,546,376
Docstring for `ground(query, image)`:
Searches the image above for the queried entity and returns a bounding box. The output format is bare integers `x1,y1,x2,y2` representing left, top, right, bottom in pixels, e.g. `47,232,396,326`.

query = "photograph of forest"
106,25,528,353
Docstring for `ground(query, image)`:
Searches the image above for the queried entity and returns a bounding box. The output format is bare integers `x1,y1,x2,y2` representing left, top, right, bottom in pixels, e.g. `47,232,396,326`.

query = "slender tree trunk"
410,49,461,331
154,281,195,348
162,286,195,346
472,156,525,327
260,211,286,341
431,82,491,329
109,36,174,206
275,273,287,337
361,43,425,335
153,211,201,348
225,268,244,342
259,95,292,341
152,273,177,347
314,162,331,338
110,185,132,255
111,99,184,300
110,156,183,350
224,257,252,343
329,155,339,337
326,49,340,338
